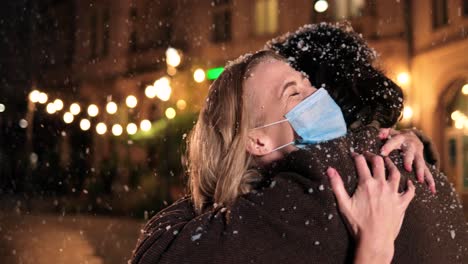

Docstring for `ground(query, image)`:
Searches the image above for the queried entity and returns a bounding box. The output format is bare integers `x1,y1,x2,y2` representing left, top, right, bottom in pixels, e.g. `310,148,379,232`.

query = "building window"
102,7,110,56
90,12,97,59
432,0,448,29
128,1,172,52
254,0,279,35
129,7,137,52
334,0,366,20
464,0,468,16
90,6,110,59
211,0,232,43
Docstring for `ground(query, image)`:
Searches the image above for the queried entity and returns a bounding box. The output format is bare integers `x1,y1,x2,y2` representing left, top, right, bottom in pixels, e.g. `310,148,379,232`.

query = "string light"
154,77,171,101
106,102,118,114
19,119,28,128
165,107,176,119
53,99,64,111
397,72,410,86
145,85,157,98
193,69,205,83
29,90,40,103
38,92,48,104
112,124,123,136
0,103,5,113
126,123,138,135
87,104,99,117
462,84,468,95
63,112,74,123
126,95,138,108
140,120,152,131
176,99,187,110
46,102,56,114
80,119,91,131
314,0,329,13
70,103,81,115
166,47,181,67
96,122,107,135
402,105,413,122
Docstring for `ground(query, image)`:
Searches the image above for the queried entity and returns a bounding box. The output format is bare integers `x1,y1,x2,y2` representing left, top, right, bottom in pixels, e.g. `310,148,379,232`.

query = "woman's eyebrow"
279,80,297,98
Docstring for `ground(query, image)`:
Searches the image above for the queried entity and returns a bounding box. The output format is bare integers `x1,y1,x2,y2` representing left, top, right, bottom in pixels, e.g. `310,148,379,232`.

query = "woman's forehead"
246,59,295,84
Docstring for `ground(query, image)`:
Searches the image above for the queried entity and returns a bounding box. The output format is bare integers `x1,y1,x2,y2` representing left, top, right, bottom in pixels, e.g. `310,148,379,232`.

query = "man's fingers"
413,155,426,183
379,128,391,139
381,134,405,156
326,167,351,211
402,145,416,172
424,166,437,194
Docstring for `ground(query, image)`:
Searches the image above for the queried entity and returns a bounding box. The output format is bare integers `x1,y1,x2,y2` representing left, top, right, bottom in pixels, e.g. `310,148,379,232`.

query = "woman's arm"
327,152,415,264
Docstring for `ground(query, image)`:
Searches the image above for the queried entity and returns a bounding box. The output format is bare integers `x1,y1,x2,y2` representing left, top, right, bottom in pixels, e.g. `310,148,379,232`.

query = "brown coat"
129,127,467,264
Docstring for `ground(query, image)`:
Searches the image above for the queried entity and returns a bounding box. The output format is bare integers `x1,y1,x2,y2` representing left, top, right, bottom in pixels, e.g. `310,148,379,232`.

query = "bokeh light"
140,120,152,131
165,107,176,119
112,124,123,136
80,119,91,131
106,101,118,114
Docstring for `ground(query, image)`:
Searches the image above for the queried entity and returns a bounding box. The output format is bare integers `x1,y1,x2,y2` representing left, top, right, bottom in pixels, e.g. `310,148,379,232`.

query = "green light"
207,67,224,80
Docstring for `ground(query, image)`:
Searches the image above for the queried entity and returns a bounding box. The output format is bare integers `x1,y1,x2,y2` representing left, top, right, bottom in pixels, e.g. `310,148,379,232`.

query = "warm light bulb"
140,119,152,131
126,95,138,108
70,103,81,115
106,102,118,114
314,0,329,13
462,84,468,95
451,110,462,121
154,77,172,101
87,104,99,117
145,85,157,98
53,99,64,111
29,90,40,103
127,123,138,135
165,107,176,119
112,124,123,136
46,102,56,114
38,92,48,104
402,105,413,122
19,119,28,128
80,119,91,131
193,69,206,83
397,72,410,86
96,122,107,135
176,99,187,110
63,112,74,123
166,47,181,67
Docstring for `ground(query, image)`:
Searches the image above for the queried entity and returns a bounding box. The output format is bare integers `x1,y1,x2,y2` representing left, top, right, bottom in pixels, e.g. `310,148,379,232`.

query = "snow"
191,233,202,241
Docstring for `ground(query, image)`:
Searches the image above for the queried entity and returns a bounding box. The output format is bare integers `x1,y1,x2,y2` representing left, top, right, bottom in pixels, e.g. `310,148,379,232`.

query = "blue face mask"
252,88,347,153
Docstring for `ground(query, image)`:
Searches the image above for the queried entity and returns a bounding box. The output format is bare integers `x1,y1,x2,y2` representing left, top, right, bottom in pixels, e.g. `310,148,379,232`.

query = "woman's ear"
246,130,271,156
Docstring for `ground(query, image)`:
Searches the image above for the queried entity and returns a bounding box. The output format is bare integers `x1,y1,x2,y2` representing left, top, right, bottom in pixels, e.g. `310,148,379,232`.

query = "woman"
129,24,466,263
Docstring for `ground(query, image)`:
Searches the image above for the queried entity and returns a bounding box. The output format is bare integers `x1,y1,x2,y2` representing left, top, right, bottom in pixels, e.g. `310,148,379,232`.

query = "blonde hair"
187,50,286,214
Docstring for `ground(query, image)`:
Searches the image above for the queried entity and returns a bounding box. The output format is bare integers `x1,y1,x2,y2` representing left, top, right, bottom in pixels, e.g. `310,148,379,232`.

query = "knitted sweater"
129,127,467,264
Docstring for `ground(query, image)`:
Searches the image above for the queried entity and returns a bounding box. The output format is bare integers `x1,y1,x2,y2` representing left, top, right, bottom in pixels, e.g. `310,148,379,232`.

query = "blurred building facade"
23,0,468,206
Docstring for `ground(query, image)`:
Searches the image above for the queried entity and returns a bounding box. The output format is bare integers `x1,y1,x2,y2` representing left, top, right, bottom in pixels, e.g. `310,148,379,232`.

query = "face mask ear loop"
264,141,295,155
250,119,289,130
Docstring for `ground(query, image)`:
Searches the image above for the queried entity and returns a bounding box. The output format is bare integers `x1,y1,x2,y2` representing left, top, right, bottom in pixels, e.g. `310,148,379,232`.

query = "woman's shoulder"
129,196,197,263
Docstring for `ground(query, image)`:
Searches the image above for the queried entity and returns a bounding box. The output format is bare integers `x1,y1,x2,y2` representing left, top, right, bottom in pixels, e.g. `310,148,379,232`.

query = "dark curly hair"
266,22,404,130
